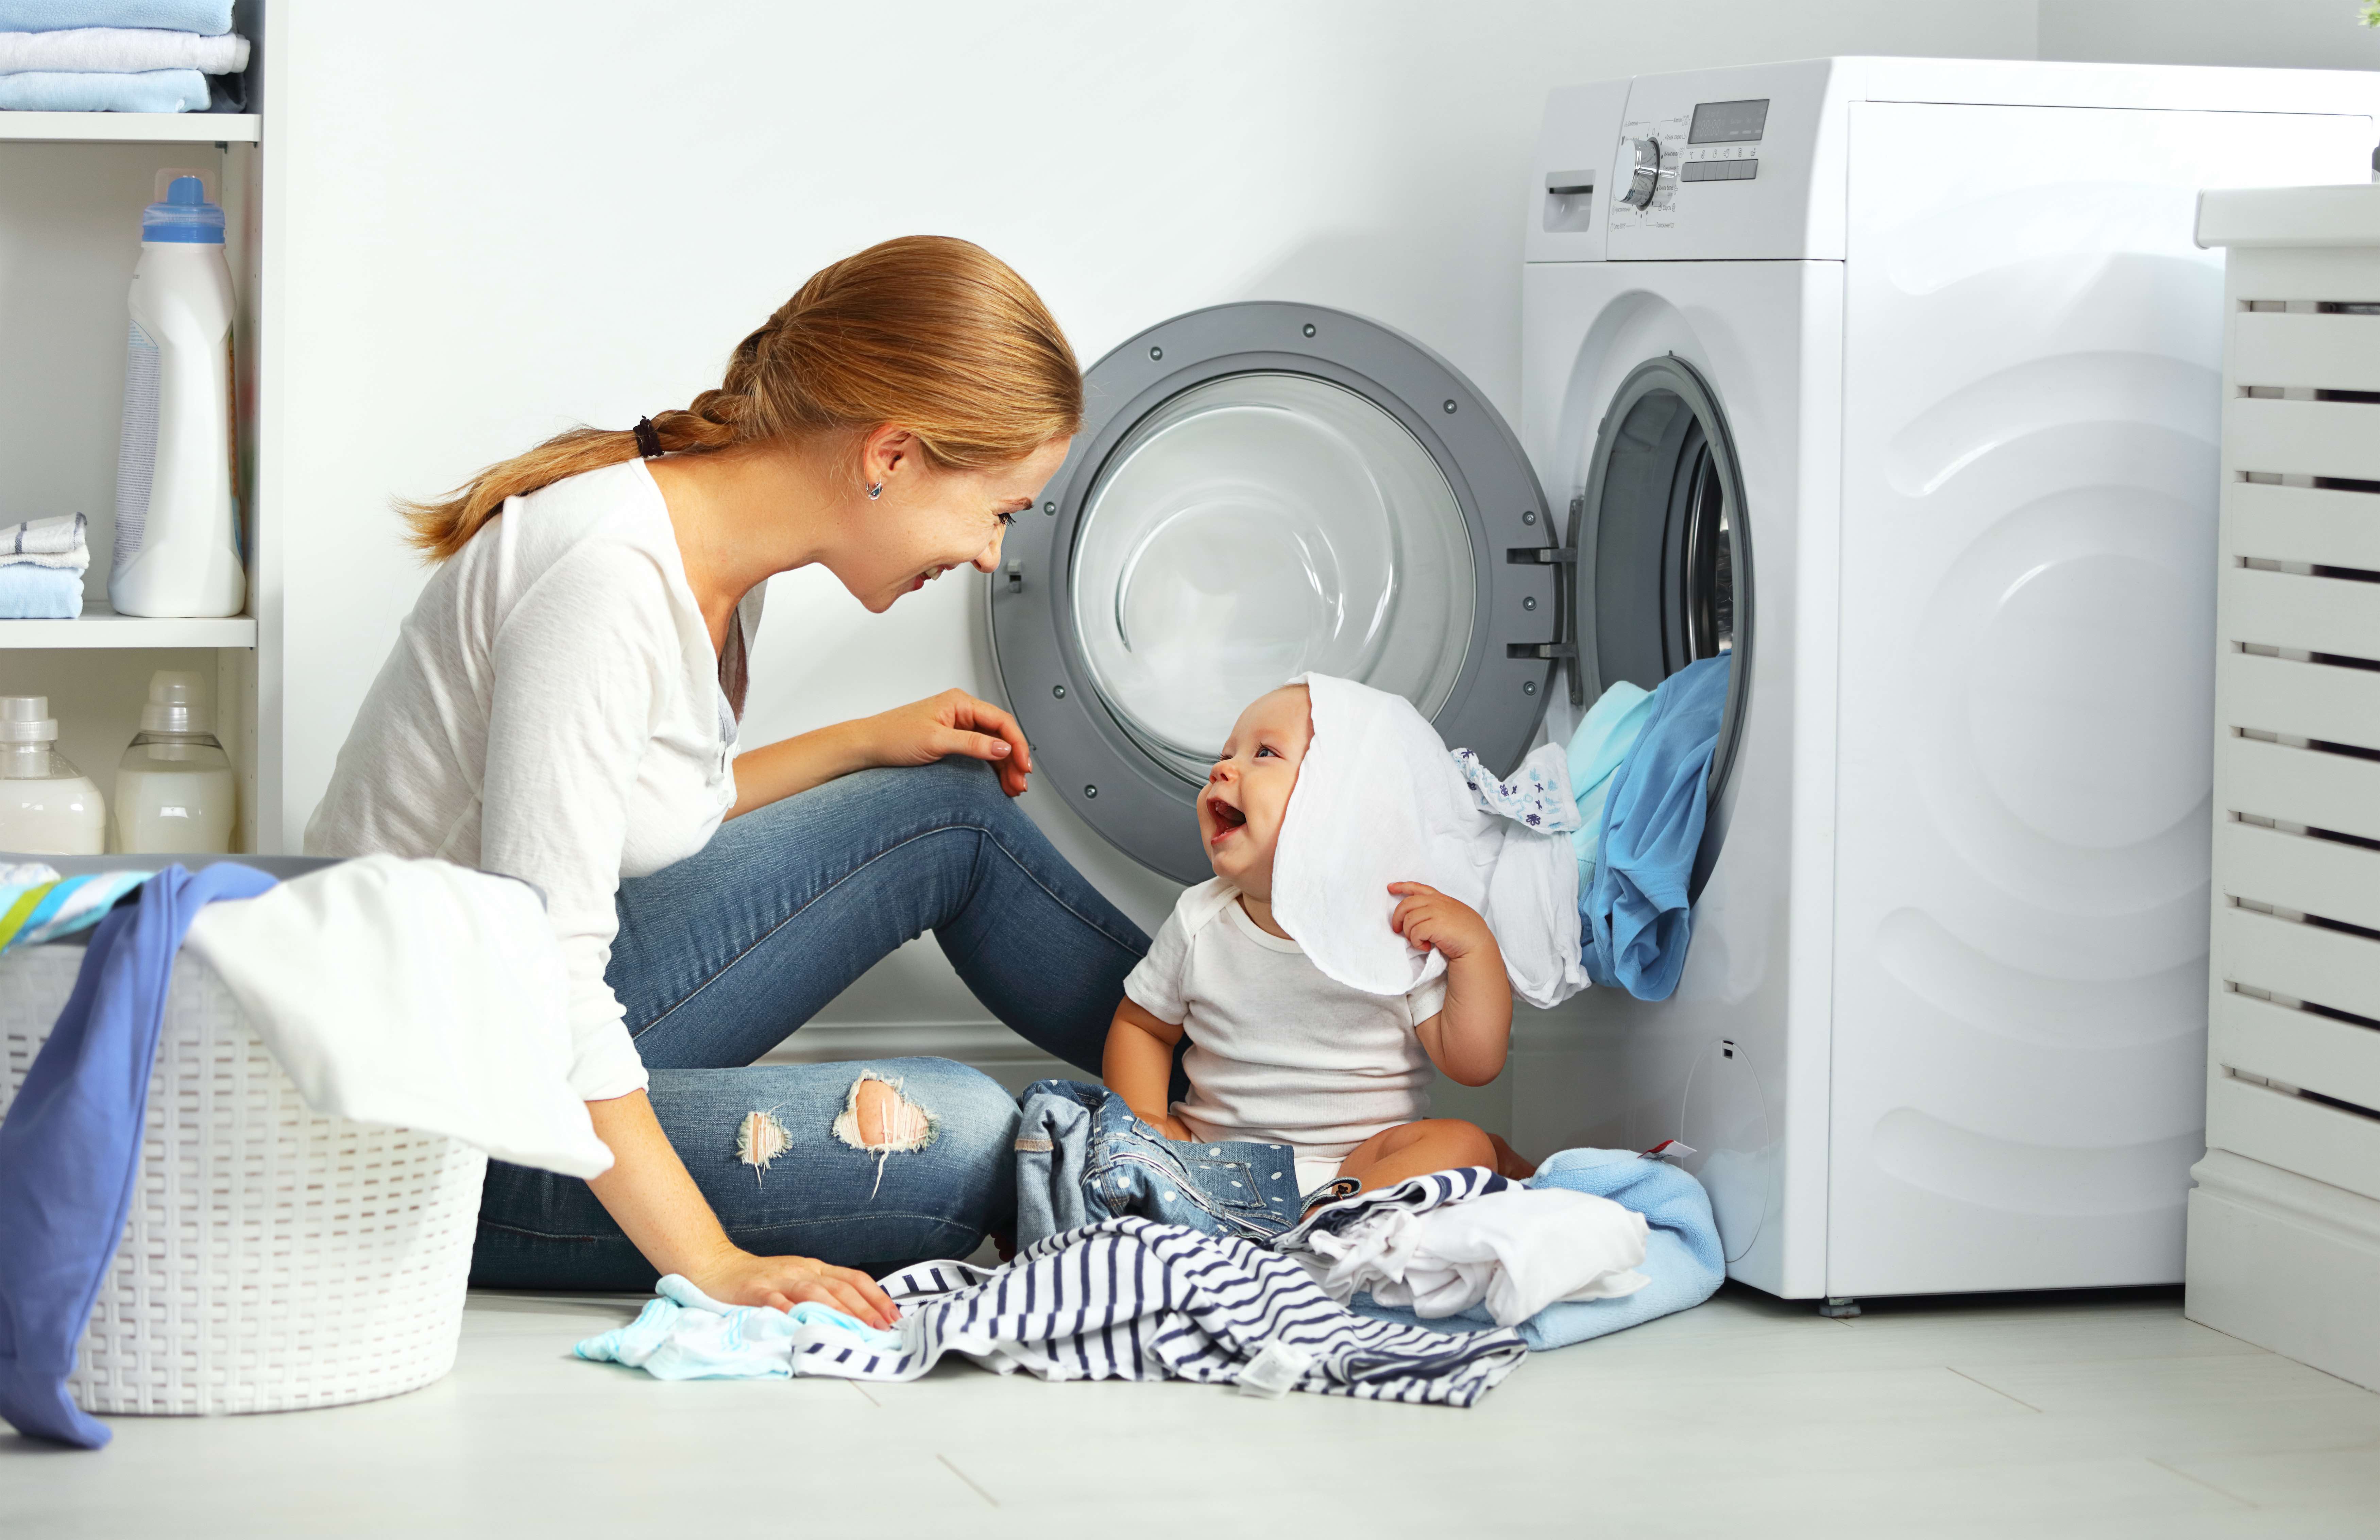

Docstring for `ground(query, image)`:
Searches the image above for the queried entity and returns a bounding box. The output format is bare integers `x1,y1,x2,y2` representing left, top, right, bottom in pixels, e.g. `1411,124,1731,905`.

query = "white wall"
2041,0,2380,69
270,1,2043,1051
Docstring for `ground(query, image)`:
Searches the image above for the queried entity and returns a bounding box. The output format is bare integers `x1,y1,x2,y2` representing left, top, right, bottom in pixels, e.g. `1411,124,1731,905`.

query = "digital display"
1689,98,1770,144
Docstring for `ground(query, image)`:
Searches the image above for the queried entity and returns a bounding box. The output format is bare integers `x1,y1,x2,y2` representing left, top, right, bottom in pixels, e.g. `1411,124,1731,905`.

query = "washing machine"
1515,56,2380,1304
987,54,2380,1307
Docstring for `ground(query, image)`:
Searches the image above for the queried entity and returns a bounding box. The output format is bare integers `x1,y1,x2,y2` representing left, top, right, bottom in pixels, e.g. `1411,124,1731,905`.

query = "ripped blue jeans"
469,760,1150,1290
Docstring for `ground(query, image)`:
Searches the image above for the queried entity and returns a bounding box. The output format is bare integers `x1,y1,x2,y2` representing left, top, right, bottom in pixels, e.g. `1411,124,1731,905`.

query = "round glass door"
990,301,1556,883
1069,373,1476,784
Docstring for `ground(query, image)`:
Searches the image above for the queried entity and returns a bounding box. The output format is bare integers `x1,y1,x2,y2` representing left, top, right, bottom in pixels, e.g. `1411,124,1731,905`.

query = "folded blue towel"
0,563,82,618
1582,654,1731,1000
0,66,203,111
1344,1147,1725,1350
0,1,230,33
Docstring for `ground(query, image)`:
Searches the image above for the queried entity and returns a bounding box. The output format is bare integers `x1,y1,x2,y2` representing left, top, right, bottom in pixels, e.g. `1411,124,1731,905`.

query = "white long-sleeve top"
306,460,750,1101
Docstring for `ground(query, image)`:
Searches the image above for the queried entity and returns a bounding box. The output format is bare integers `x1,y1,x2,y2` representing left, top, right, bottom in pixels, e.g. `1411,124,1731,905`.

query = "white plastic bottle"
0,696,106,855
109,171,244,620
114,670,236,854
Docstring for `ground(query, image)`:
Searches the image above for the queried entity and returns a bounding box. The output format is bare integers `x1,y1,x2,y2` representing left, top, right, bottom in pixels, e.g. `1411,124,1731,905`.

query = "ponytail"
401,235,1082,562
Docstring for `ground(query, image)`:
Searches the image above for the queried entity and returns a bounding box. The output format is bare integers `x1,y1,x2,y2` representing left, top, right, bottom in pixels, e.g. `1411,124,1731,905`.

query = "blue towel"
1566,679,1656,895
0,862,276,1449
1344,1148,1724,1350
0,563,82,618
1582,655,1730,1000
0,1,230,32
0,67,205,111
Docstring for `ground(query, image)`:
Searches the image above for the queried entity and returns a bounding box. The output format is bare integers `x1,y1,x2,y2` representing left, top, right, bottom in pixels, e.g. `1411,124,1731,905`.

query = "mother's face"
836,431,1072,614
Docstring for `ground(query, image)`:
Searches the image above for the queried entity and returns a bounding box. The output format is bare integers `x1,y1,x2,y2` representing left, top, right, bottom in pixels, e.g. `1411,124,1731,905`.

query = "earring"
867,483,883,500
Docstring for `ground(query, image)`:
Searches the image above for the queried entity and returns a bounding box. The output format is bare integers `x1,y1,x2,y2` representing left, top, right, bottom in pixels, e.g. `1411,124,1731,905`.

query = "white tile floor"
5,1284,2377,1539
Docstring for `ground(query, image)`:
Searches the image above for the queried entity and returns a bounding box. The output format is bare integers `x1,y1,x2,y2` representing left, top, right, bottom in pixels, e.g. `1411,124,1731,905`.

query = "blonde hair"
402,235,1083,561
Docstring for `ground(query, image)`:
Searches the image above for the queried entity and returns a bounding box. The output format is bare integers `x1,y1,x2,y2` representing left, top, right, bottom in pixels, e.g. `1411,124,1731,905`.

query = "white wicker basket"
0,941,487,1416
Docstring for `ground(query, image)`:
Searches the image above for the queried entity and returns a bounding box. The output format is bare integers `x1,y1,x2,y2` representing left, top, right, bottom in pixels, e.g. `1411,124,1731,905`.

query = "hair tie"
632,417,663,459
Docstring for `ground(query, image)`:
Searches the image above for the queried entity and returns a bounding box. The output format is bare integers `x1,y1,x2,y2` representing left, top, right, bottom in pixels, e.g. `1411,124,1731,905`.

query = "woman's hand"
857,688,1033,797
1388,881,1495,964
689,1247,901,1329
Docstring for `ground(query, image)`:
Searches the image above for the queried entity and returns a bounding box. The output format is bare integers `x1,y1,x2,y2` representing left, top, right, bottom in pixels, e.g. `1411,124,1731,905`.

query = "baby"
1104,682,1532,1200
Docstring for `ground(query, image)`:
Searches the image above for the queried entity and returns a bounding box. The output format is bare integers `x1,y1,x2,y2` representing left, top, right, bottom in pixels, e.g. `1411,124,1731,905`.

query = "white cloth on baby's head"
1271,674,1587,1010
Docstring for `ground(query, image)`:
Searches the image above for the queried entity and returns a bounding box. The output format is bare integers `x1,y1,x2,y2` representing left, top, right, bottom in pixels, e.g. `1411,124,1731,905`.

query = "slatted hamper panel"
0,943,486,1417
2193,201,2380,1392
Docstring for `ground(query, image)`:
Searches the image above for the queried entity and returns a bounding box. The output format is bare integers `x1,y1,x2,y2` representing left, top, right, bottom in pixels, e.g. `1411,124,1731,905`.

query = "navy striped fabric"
783,1215,1527,1407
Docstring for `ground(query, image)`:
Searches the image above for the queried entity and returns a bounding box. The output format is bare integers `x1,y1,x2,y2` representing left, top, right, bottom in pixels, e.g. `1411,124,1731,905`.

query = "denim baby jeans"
1013,1079,1308,1249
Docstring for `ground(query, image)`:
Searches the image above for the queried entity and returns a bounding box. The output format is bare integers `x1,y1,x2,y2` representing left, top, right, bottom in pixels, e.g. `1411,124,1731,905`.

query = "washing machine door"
992,303,1561,883
1571,354,1754,896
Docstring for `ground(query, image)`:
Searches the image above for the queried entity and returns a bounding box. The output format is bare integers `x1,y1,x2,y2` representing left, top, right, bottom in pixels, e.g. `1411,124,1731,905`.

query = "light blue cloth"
1344,1148,1724,1350
574,1272,903,1381
0,863,276,1448
0,2,230,32
1582,655,1730,1001
1565,680,1656,894
0,67,204,111
0,563,82,618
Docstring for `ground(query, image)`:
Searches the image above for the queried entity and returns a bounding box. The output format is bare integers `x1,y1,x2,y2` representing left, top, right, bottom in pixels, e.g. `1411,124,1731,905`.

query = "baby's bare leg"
1336,1118,1500,1193
1487,1133,1537,1180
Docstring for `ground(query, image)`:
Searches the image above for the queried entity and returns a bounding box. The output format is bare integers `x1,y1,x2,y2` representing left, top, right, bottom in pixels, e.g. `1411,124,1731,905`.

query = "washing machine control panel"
1613,97,1770,226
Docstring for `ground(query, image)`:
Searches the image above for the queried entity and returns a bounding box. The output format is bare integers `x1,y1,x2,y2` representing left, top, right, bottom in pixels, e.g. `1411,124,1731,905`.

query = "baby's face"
1199,685,1313,899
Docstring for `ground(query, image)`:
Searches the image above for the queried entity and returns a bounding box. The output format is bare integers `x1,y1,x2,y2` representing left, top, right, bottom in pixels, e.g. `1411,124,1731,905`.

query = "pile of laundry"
0,514,88,620
0,2,250,114
579,1077,1724,1405
1569,654,1731,1000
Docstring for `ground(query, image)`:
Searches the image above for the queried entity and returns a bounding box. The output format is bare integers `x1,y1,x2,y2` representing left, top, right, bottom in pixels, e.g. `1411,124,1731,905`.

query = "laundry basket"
0,939,487,1416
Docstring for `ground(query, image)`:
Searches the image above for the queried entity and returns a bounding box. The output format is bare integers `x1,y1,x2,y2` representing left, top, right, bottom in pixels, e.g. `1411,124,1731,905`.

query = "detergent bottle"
109,170,244,619
0,696,105,855
113,670,236,854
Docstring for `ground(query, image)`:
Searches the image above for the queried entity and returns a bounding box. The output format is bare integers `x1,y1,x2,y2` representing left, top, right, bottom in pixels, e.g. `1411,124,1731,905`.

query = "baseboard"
2187,1148,2380,1392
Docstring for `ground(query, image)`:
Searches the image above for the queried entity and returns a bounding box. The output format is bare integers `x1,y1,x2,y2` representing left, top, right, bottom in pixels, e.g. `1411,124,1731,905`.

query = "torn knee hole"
833,1073,937,1154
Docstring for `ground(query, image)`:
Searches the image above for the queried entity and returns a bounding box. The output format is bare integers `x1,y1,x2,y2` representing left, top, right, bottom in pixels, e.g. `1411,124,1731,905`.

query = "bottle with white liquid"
0,696,106,855
109,171,244,619
114,670,235,854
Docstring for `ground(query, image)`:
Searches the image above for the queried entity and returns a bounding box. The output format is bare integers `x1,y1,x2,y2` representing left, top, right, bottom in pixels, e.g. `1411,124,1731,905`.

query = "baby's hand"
1387,882,1494,964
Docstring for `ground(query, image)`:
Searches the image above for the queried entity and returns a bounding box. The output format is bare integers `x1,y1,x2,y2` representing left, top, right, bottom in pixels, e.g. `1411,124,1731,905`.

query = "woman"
307,237,1148,1328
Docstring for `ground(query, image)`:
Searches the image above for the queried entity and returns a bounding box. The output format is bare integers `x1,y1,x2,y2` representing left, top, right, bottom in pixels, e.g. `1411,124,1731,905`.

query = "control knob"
1619,136,1667,209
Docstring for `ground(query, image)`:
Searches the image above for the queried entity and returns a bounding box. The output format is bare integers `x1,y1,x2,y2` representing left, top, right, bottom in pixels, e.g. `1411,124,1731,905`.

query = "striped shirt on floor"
783,1214,1527,1407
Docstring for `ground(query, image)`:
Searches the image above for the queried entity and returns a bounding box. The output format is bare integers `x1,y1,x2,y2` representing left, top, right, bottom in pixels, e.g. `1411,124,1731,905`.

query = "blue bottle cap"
142,175,224,244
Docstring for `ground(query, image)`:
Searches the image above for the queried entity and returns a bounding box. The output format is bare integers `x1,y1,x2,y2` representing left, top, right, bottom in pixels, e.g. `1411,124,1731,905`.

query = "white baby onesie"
1123,878,1447,1194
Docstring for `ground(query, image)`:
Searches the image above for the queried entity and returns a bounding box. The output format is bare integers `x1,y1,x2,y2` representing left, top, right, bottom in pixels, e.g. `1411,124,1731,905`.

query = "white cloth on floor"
1272,673,1587,1010
1126,876,1443,1170
1,512,89,571
1299,1183,1650,1326
0,26,247,73
181,853,613,1178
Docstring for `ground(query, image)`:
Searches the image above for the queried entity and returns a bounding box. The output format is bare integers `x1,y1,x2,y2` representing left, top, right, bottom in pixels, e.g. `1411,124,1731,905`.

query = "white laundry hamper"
0,938,488,1416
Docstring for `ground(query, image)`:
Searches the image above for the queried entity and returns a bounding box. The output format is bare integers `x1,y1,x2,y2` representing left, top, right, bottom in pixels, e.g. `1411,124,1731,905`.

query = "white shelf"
0,599,255,649
0,113,257,145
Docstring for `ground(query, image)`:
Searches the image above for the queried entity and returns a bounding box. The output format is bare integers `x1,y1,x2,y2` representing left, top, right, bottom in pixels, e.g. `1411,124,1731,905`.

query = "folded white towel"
1,513,88,571
0,26,244,73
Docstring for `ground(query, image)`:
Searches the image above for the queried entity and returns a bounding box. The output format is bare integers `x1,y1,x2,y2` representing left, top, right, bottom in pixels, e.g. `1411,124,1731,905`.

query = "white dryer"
1516,57,2380,1304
